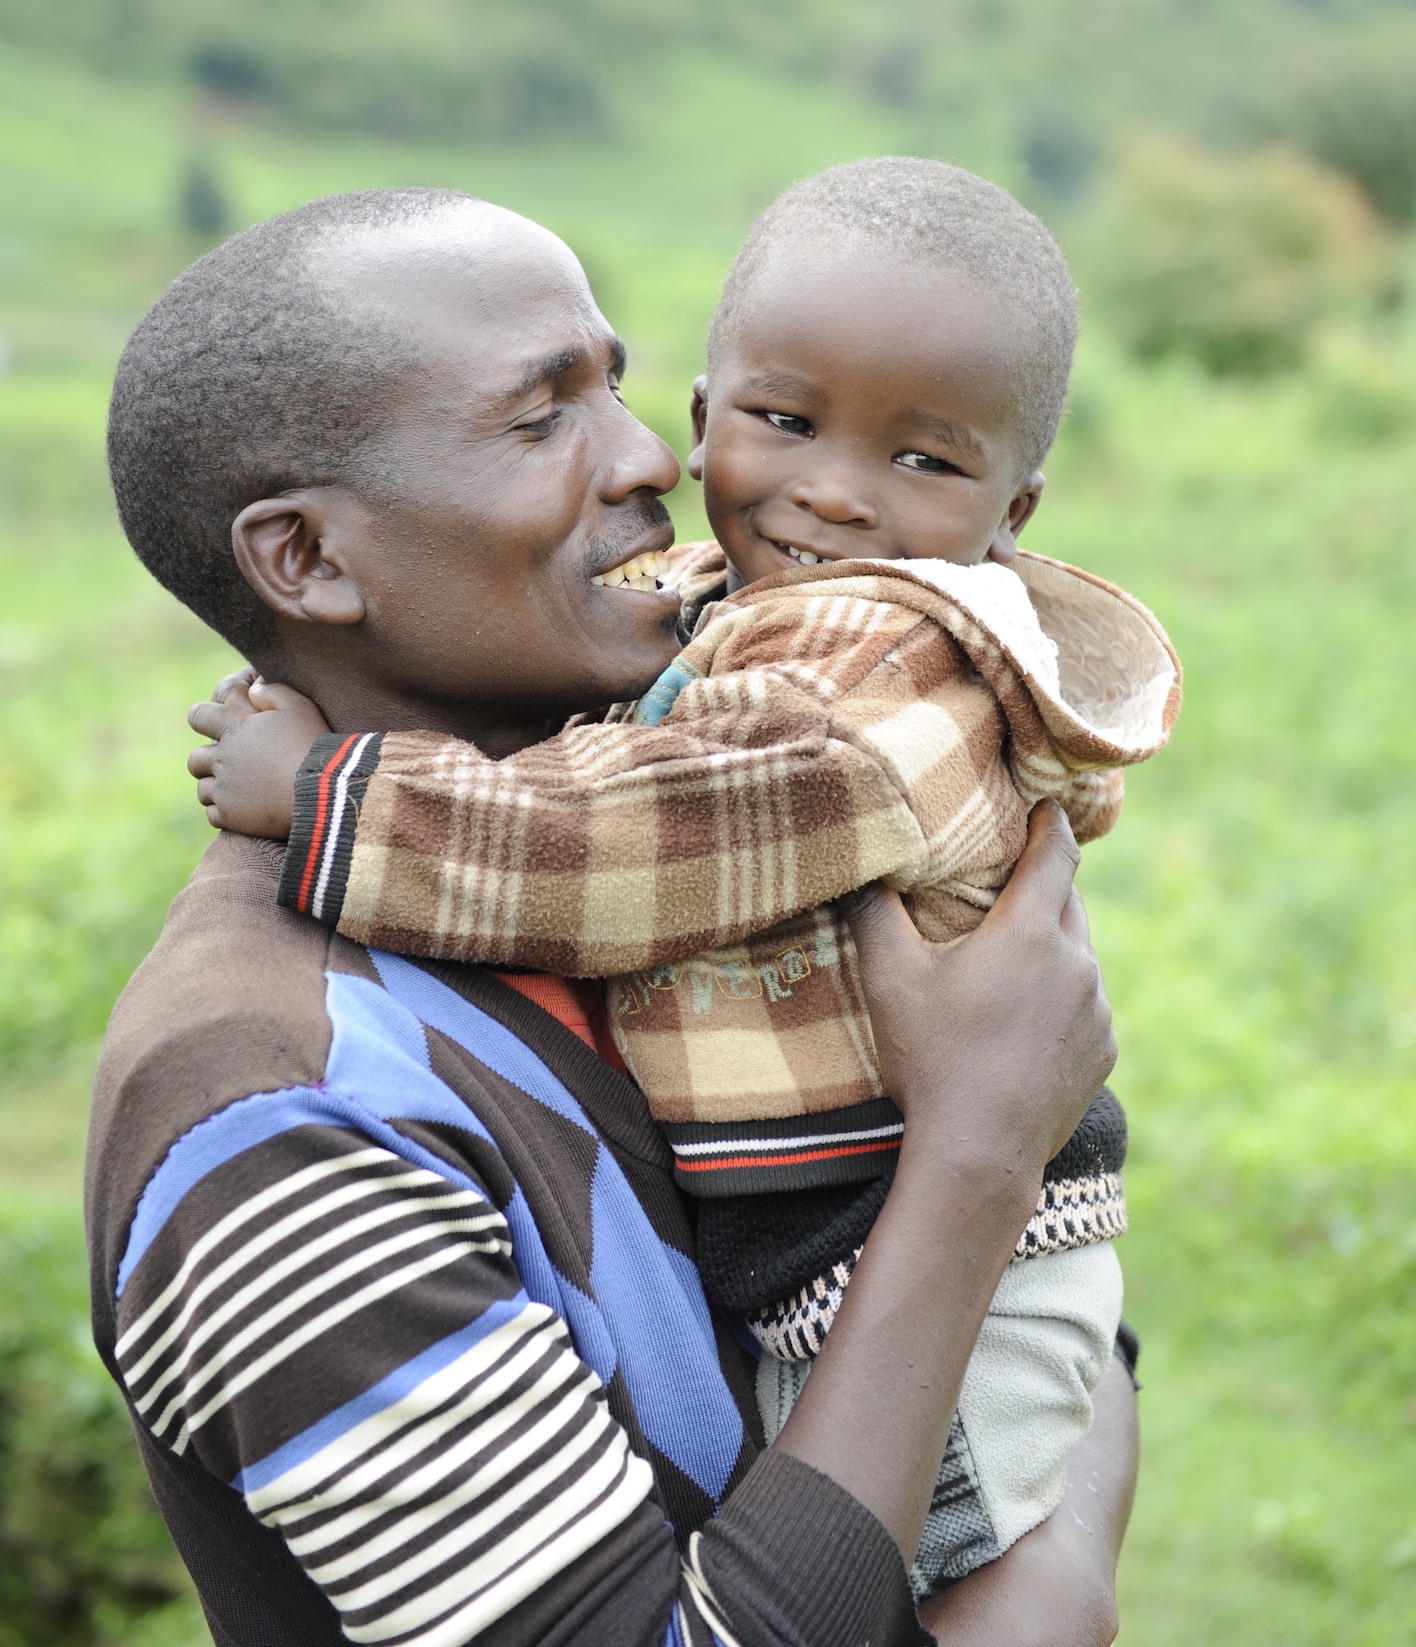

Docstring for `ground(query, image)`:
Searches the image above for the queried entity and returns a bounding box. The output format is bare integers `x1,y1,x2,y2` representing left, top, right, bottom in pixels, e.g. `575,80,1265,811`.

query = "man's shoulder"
87,834,353,1274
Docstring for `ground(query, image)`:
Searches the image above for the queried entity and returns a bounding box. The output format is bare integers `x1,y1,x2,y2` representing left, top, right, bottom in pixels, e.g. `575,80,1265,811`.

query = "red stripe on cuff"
294,734,362,913
675,1138,902,1173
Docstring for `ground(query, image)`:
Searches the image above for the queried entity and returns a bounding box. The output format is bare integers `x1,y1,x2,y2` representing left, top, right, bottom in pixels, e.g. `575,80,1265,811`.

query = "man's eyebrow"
493,336,628,406
910,413,986,459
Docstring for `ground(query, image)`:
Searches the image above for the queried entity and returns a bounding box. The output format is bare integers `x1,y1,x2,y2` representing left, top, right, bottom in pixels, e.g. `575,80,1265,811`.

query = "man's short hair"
707,157,1079,475
108,187,479,655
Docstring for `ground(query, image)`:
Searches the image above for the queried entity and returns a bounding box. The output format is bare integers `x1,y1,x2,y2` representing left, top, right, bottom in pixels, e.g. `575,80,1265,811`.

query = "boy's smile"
691,248,1044,589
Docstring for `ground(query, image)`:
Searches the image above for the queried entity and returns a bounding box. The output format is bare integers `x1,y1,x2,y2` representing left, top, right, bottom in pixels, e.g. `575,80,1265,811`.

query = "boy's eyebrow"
491,335,628,406
910,413,986,459
739,368,818,400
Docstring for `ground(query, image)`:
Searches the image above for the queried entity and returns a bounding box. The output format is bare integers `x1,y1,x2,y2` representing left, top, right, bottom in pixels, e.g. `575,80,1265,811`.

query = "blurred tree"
1258,58,1416,226
179,155,226,240
1088,138,1391,376
1020,101,1101,202
0,1225,186,1647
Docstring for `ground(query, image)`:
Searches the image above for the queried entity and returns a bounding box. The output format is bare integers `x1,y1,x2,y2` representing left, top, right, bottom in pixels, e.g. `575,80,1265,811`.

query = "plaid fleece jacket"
280,545,1180,1218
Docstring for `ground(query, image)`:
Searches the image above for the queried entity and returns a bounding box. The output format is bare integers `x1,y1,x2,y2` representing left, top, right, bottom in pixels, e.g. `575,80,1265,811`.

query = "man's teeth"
781,544,821,565
589,550,671,590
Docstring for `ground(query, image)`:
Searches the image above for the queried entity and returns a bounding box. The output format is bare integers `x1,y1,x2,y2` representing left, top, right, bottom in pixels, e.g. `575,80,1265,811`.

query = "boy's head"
692,157,1078,585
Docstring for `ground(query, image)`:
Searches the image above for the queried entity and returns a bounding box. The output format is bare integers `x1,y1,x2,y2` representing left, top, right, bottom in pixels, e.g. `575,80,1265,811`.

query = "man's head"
109,188,682,745
692,158,1079,585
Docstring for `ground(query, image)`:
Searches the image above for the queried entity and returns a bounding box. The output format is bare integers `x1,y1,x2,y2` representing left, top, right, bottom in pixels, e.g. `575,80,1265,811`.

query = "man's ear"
687,375,709,481
231,495,367,627
988,471,1045,565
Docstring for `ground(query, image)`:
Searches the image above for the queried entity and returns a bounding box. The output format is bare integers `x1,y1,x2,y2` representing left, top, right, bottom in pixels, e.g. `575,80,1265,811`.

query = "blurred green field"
2,16,1415,1647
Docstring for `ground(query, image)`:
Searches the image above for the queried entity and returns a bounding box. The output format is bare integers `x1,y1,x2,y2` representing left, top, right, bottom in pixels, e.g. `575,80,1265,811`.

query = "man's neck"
282,672,564,760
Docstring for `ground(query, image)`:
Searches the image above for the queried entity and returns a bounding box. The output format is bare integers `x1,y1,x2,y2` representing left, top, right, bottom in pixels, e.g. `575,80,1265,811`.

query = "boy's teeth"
589,550,670,589
784,545,820,565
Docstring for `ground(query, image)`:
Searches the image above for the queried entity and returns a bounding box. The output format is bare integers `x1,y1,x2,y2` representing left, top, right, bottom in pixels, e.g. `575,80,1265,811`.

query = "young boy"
191,157,1179,1594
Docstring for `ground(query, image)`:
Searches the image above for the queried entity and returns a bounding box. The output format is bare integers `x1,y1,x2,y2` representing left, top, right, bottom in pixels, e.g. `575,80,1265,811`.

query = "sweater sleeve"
111,1103,926,1647
277,644,934,977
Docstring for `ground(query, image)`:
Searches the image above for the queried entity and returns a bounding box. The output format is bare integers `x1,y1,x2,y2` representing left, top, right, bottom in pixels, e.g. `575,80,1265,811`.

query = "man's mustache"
586,497,675,575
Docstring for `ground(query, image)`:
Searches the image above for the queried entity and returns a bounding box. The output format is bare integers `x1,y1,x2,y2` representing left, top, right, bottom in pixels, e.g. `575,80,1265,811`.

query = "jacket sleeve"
111,1107,927,1647
276,639,936,976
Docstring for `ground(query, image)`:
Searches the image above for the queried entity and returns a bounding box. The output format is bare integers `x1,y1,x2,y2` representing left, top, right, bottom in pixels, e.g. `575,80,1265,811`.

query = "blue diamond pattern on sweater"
355,952,744,1502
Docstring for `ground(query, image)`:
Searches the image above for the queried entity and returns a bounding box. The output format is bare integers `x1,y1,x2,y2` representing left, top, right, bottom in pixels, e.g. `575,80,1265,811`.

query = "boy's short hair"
707,157,1079,475
108,187,478,654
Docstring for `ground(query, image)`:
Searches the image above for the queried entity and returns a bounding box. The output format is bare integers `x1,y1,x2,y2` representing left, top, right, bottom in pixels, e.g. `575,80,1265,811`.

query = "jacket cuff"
277,731,384,926
699,1449,929,1647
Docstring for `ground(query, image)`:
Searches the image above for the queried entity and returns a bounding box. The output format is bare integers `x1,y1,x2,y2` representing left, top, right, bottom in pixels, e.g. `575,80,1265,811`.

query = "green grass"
2,33,1414,1647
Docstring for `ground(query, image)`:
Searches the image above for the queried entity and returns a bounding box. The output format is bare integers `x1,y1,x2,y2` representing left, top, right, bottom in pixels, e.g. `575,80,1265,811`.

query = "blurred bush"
1257,58,1416,227
1020,101,1102,204
1088,139,1392,376
1306,334,1416,445
0,1220,186,1646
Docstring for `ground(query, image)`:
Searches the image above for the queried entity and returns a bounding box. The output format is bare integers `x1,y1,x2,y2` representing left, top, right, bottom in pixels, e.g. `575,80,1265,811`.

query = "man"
90,186,1132,1646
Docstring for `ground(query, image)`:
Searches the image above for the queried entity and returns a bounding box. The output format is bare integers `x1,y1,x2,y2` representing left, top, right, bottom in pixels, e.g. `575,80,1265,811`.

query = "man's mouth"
589,549,672,591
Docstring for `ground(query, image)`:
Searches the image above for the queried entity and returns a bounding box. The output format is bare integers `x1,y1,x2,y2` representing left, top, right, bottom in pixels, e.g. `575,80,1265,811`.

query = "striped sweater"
87,834,925,1647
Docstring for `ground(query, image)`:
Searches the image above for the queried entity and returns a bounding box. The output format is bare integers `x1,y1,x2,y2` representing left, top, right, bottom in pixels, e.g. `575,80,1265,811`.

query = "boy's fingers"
248,679,318,715
213,666,258,703
992,801,1081,925
187,744,215,779
188,700,237,740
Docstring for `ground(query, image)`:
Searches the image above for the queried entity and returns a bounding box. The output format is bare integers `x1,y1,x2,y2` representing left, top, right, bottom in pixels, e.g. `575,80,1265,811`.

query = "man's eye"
763,410,812,436
515,408,563,435
897,450,957,474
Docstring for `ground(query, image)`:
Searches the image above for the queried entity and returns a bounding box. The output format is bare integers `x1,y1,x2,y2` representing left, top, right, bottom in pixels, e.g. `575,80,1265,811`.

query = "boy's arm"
189,643,938,977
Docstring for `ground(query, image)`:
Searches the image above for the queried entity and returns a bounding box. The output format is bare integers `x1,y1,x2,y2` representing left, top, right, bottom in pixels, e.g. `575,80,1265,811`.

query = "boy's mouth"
589,549,672,591
767,538,830,566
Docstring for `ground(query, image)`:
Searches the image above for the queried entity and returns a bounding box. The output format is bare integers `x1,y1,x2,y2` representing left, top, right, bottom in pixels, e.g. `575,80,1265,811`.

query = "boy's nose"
787,467,877,528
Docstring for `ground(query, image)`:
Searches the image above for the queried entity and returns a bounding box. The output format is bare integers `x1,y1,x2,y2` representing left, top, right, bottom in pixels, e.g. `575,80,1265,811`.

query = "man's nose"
787,463,876,527
601,402,682,500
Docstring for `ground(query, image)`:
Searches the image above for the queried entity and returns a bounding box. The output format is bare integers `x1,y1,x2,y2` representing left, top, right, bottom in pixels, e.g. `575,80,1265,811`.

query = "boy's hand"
187,671,331,838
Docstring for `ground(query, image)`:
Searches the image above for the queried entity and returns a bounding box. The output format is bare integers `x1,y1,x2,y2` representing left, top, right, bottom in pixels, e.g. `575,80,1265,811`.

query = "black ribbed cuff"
700,1449,929,1647
277,731,383,927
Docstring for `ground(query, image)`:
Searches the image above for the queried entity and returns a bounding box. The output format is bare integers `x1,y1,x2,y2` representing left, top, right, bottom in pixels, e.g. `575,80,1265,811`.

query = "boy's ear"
232,494,367,627
687,375,709,481
988,472,1045,565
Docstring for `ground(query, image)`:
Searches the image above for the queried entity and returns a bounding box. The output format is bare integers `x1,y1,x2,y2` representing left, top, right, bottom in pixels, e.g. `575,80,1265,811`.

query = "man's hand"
847,799,1118,1177
187,669,331,838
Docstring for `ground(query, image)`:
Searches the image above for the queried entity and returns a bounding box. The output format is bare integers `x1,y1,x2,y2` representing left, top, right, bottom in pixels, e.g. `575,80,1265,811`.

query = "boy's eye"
896,450,959,475
762,410,812,436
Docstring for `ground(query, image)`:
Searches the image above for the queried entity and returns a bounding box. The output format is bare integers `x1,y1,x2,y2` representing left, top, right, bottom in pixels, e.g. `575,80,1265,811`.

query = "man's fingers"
843,884,929,986
1059,886,1092,947
993,801,1081,924
213,666,258,704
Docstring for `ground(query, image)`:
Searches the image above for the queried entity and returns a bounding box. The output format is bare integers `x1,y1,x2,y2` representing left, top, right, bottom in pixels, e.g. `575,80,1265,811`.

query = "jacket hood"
729,548,1182,767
